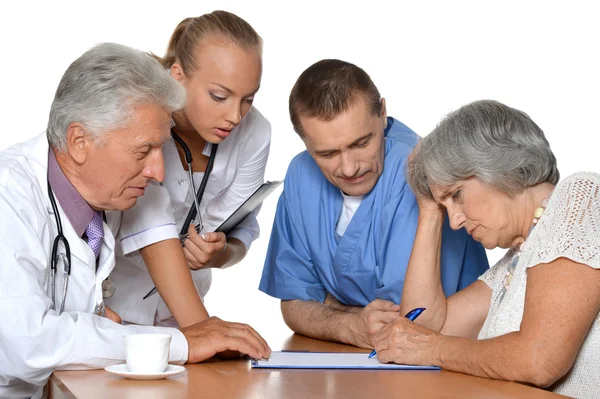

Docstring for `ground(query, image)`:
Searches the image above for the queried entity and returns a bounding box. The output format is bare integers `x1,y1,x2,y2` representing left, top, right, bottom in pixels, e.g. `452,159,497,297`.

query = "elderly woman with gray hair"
373,100,600,397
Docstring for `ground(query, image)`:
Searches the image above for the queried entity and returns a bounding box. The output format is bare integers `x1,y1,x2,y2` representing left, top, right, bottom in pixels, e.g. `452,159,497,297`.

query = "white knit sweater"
478,172,600,398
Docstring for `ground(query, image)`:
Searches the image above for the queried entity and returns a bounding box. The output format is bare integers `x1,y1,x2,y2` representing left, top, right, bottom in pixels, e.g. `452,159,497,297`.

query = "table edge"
49,373,76,399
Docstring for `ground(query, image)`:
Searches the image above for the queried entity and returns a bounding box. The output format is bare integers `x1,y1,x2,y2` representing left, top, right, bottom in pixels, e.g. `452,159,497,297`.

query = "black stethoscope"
48,179,71,314
142,130,219,300
171,130,219,242
47,180,115,315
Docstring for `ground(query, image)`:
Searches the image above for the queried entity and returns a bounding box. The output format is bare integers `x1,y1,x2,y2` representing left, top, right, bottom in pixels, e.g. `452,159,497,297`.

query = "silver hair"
47,42,186,151
407,100,560,199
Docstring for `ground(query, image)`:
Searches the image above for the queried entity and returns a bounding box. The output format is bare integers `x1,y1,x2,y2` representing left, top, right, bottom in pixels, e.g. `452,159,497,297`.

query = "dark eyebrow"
210,82,233,94
314,148,338,156
210,82,261,97
349,132,374,147
313,132,374,155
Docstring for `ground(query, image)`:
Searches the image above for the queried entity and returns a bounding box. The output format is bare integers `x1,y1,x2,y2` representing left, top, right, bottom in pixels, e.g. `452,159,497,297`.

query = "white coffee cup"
124,333,171,373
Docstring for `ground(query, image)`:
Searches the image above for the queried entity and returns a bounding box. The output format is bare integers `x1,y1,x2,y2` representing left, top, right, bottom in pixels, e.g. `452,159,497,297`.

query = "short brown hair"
289,59,382,136
156,10,262,75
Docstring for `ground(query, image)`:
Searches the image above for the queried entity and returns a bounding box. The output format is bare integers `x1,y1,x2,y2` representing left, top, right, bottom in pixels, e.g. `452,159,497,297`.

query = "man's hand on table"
350,299,401,348
181,316,271,363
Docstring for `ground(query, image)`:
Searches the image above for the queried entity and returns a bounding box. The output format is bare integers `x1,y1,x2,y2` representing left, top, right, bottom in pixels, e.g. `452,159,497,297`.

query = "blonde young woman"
106,11,272,330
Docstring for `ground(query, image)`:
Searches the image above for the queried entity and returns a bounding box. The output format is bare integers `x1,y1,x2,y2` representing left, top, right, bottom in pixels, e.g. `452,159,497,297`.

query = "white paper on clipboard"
251,351,441,370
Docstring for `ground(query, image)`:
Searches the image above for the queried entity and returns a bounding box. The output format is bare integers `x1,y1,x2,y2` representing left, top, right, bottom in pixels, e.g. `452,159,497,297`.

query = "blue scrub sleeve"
458,234,490,290
372,188,421,304
259,191,327,302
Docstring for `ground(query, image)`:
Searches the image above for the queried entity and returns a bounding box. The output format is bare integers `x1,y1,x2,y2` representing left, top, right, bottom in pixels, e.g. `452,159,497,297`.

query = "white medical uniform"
107,106,271,326
0,134,188,399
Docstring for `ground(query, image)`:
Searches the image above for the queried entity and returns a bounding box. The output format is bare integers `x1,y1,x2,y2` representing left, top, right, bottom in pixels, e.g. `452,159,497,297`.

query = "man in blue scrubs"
259,59,489,348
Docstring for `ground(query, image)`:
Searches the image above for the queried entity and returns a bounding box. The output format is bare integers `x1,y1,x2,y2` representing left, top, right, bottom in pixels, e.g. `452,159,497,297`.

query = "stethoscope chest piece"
102,277,116,298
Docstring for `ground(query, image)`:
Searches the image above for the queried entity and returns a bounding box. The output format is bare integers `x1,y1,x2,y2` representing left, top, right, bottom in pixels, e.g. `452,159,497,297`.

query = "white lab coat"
0,134,187,399
107,106,271,326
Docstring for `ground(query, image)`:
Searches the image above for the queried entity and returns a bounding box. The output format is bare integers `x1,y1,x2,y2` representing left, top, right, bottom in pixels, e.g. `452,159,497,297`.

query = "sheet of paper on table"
251,351,441,370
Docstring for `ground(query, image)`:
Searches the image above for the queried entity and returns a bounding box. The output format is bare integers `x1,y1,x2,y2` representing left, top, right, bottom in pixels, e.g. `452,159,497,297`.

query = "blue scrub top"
259,117,489,306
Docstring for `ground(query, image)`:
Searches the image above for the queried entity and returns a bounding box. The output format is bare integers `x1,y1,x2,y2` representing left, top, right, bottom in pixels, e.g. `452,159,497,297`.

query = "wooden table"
50,334,566,399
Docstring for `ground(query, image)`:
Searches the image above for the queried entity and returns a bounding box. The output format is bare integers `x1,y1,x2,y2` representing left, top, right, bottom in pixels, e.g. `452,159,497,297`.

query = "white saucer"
105,364,185,380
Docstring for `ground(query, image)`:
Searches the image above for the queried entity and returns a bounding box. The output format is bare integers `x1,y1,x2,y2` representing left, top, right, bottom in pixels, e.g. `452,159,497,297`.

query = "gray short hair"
408,100,560,198
47,42,186,151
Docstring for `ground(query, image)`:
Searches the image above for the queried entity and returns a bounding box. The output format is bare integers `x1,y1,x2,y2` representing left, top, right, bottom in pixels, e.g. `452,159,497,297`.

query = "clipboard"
251,351,441,370
215,180,282,234
143,180,282,300
178,180,282,241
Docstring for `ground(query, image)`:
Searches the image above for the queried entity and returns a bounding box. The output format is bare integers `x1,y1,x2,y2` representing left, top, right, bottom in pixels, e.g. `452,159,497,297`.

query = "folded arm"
281,295,400,348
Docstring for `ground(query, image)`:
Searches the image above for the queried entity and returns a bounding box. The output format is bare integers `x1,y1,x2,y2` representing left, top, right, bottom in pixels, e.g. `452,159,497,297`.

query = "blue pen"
368,307,426,359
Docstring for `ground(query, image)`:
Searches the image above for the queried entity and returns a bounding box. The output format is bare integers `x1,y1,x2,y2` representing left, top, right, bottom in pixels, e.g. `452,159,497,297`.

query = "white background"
1,0,598,346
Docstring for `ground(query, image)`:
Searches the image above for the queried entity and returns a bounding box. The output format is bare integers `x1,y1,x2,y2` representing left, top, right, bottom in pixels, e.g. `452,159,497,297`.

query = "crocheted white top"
478,172,600,397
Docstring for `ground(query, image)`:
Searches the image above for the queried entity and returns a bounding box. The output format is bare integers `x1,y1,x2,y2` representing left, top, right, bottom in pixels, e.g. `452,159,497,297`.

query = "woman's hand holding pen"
373,316,440,365
182,224,227,270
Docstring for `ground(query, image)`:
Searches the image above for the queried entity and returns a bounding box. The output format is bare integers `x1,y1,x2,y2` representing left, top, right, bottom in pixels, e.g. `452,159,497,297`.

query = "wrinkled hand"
183,224,227,270
373,317,439,365
351,299,401,348
416,193,445,216
181,316,271,363
407,144,445,215
104,306,122,324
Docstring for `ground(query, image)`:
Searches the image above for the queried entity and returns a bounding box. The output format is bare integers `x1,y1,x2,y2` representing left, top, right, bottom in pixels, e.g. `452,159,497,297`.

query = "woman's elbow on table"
520,345,574,388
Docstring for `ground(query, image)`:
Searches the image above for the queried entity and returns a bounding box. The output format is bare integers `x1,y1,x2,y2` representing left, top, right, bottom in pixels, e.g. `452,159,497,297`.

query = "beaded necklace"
498,196,550,303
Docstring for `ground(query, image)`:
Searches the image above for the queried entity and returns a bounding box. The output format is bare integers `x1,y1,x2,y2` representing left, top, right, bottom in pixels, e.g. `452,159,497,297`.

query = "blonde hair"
158,10,262,75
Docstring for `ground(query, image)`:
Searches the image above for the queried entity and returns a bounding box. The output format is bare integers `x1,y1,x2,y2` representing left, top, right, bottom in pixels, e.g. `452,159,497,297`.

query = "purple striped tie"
85,212,104,258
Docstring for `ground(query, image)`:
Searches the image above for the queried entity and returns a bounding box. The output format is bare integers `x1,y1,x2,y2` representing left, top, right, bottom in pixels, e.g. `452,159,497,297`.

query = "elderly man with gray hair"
0,43,269,399
372,100,600,398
